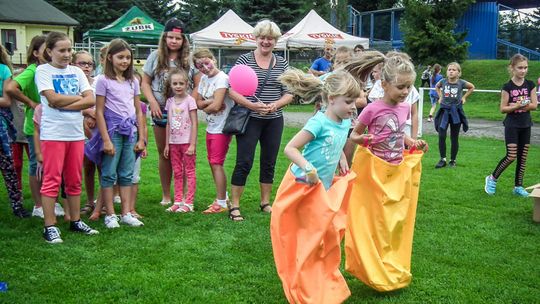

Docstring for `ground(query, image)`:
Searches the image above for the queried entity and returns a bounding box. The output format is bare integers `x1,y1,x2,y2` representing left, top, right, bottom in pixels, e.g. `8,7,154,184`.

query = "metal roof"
0,0,79,26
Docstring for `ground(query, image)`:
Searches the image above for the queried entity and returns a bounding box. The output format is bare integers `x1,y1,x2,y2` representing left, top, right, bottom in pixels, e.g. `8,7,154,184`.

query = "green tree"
175,0,237,33
348,0,399,13
46,0,176,41
235,0,305,31
400,0,474,65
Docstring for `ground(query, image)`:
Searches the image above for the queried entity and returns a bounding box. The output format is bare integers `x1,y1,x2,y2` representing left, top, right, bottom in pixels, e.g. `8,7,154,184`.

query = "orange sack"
271,168,356,304
345,146,423,292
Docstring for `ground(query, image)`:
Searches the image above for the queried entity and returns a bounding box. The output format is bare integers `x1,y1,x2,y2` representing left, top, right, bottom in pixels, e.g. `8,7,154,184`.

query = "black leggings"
492,127,531,187
231,116,284,186
438,123,461,160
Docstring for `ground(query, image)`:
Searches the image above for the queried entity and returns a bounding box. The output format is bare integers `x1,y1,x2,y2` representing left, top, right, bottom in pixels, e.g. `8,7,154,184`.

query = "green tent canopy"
83,6,164,44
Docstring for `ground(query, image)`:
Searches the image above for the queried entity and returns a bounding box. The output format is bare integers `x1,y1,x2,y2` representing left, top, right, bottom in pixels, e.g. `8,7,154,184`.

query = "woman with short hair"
228,20,293,221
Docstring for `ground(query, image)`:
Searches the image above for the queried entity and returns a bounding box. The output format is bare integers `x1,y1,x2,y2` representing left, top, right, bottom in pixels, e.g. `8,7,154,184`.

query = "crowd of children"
0,19,536,277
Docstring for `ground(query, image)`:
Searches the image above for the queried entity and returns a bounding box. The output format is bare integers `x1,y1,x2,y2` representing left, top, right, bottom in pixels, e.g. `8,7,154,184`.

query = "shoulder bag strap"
255,54,275,100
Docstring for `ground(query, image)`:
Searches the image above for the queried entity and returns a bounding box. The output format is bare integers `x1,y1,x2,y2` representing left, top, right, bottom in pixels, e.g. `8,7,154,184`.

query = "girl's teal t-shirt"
291,111,351,190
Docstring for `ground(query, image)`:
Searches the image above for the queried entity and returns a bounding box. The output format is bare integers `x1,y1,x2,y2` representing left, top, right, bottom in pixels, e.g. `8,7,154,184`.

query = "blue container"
0,281,8,292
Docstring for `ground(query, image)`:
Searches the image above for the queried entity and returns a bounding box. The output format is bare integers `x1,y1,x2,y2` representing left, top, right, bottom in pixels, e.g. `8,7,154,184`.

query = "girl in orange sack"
270,68,361,304
345,51,427,291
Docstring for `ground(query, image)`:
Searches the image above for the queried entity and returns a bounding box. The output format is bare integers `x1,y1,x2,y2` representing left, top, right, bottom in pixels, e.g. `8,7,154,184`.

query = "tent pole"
218,49,222,68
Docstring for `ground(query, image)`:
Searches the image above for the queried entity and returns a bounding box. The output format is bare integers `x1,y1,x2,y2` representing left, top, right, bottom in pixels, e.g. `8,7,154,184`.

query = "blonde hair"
279,68,361,107
162,68,188,100
192,48,216,64
333,46,353,70
447,62,462,77
508,54,528,76
344,50,416,85
253,20,282,39
72,50,93,64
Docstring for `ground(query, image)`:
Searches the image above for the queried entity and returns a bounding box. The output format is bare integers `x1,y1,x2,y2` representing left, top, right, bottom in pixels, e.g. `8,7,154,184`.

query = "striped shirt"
235,52,289,119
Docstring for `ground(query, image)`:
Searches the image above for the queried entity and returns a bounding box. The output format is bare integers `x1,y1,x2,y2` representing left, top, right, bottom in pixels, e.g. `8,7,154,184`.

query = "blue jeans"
100,132,136,188
26,135,37,176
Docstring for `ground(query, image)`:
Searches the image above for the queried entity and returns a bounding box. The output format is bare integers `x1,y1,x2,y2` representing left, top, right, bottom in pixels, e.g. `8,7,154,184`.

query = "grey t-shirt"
10,100,28,143
439,79,466,106
143,50,176,106
142,50,197,108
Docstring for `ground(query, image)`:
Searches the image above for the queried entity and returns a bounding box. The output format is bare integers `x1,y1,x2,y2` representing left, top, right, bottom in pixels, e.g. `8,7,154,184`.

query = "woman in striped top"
228,20,293,221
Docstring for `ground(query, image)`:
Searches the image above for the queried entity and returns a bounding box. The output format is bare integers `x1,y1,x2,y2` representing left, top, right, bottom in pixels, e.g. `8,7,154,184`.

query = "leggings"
231,116,284,186
0,149,24,210
438,123,461,160
11,142,29,190
491,126,531,187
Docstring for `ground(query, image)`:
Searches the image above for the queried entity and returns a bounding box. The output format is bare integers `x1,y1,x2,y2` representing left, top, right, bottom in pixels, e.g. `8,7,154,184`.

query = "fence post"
418,87,424,138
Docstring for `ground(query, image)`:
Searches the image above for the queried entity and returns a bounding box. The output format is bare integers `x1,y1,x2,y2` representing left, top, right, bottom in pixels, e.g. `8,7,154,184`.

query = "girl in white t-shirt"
35,32,97,243
193,49,233,213
163,69,198,213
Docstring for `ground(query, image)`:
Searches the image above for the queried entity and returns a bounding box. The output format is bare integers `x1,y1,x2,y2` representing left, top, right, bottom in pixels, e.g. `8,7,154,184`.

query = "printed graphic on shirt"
443,84,458,99
371,112,404,162
52,74,80,112
319,129,345,162
52,74,79,95
171,106,190,136
509,87,530,113
200,80,227,125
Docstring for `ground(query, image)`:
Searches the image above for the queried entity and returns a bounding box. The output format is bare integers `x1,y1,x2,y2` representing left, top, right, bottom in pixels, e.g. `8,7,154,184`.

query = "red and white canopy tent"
278,9,369,51
190,9,259,49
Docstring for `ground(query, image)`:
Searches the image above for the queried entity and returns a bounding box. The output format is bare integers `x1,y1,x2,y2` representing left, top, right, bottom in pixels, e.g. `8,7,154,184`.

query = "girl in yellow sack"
346,51,428,291
271,69,361,304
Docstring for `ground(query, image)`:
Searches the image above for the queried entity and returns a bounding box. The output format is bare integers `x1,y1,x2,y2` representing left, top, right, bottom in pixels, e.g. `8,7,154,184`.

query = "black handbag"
222,54,275,135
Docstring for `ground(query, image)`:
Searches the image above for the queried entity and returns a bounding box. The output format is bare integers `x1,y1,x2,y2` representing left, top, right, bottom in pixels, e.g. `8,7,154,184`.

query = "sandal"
178,204,194,213
166,203,184,213
202,201,228,214
159,200,171,206
228,207,244,221
260,203,272,213
80,203,94,214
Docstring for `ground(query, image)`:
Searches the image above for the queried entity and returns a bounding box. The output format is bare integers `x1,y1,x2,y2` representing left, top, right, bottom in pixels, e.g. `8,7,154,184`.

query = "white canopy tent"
278,10,369,50
190,9,257,49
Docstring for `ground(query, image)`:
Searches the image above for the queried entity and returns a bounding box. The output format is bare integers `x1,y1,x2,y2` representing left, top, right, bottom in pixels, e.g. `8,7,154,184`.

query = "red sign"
307,33,344,39
220,32,255,40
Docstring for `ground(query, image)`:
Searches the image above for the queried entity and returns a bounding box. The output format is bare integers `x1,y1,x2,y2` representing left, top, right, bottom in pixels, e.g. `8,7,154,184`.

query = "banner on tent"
219,32,255,40
307,33,344,39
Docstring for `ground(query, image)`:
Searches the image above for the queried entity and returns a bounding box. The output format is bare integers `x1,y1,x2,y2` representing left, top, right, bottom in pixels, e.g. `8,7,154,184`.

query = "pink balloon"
229,64,258,96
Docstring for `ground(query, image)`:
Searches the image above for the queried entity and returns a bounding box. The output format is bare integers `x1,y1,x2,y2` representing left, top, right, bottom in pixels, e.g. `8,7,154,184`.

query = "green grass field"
288,60,540,123
0,124,539,303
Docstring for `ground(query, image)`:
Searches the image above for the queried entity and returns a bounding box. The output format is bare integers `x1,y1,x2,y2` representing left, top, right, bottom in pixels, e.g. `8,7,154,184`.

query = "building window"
1,29,17,50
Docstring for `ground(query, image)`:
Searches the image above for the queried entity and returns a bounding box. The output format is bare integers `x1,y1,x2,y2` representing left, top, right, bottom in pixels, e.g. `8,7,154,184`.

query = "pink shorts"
40,140,84,198
206,133,232,165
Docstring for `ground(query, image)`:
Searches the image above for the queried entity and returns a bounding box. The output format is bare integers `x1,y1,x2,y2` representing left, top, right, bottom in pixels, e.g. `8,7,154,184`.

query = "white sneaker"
54,203,65,217
121,213,144,227
104,214,120,229
32,206,44,218
113,195,121,204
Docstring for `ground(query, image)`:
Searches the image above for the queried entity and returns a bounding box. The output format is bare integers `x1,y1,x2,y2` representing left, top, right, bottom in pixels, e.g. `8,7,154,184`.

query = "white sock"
217,199,227,208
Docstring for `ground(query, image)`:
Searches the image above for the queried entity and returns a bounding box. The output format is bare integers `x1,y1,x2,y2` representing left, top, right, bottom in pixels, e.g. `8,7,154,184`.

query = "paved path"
280,112,540,145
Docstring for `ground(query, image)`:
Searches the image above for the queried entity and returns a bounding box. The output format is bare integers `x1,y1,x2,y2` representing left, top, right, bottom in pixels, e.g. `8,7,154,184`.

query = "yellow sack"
271,168,356,304
345,146,423,292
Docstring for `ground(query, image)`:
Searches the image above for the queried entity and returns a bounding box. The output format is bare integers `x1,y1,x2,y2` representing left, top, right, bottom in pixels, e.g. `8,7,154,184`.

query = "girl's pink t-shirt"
358,100,410,164
165,95,197,144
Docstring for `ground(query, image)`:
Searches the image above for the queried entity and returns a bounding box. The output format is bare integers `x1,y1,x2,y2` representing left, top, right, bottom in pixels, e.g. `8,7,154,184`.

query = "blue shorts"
430,95,438,106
